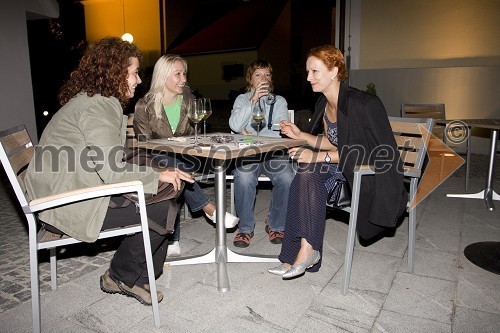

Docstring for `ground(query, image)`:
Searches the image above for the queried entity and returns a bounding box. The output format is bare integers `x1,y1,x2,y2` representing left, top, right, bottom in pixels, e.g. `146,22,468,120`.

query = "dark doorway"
27,0,86,138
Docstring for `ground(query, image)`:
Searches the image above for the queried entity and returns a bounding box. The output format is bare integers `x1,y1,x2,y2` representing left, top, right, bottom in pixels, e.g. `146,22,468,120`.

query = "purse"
108,149,184,234
326,179,352,209
122,149,184,205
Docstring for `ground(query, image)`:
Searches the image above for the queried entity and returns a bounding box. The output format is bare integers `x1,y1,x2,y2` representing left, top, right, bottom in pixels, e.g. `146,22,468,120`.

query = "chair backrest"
126,114,137,148
400,103,445,141
0,125,34,208
389,116,434,175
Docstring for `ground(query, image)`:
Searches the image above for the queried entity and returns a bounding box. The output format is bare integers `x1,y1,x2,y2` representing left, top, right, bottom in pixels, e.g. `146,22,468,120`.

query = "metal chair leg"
465,135,471,191
50,248,57,290
28,221,41,333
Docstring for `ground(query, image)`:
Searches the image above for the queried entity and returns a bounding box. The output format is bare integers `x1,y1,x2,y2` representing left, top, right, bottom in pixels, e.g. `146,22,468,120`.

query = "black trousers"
103,197,170,288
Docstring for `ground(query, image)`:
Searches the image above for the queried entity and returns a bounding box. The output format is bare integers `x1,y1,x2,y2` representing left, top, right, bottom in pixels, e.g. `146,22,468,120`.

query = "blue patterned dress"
278,111,345,272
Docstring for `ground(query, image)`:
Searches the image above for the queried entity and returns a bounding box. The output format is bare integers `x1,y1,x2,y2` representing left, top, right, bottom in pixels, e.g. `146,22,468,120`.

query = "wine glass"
199,98,212,138
252,100,266,145
183,82,194,93
264,80,276,105
187,99,204,146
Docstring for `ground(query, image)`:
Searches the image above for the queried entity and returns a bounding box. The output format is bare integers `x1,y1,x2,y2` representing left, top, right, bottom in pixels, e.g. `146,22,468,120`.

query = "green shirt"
164,96,182,134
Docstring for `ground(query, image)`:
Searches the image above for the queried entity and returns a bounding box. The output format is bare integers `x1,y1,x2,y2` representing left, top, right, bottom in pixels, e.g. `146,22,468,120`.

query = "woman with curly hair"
25,37,194,305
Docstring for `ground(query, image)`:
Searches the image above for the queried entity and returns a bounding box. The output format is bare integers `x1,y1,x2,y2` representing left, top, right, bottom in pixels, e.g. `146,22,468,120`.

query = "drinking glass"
183,82,194,93
264,80,276,105
199,98,212,138
187,99,204,145
252,100,266,145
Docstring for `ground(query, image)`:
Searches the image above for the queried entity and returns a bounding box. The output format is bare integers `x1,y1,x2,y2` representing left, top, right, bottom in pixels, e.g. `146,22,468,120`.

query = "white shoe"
166,241,181,257
207,210,239,228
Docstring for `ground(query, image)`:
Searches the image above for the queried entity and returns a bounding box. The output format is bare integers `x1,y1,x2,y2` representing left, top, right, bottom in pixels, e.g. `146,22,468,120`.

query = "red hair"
307,45,348,82
58,37,142,107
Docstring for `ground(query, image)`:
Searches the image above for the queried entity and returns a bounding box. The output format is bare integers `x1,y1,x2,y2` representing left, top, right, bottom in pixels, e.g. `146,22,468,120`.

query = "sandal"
233,232,254,248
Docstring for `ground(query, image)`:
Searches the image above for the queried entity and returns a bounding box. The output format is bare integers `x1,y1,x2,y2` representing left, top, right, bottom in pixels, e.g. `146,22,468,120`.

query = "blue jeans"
233,156,294,233
152,154,211,241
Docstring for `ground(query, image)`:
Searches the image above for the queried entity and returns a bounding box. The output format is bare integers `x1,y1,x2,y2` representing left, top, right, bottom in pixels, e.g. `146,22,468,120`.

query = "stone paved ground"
0,176,119,313
0,146,498,315
0,176,222,314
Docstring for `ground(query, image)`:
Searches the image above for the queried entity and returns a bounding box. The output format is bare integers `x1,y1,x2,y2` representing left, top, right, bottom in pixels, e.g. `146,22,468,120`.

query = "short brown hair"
58,37,142,107
307,45,348,82
245,59,273,92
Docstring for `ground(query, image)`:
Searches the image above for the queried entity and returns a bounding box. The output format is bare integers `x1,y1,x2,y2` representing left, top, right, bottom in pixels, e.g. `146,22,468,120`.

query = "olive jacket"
25,93,160,242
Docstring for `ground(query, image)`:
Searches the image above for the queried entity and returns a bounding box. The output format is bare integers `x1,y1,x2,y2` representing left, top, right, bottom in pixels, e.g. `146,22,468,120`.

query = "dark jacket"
133,90,196,140
310,82,408,239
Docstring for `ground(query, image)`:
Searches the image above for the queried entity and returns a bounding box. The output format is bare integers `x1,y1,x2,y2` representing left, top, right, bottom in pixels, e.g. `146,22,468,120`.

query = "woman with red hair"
269,45,407,279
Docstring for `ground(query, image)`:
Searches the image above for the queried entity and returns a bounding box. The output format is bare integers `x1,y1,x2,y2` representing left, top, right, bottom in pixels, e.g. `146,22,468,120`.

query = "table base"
164,247,279,292
447,189,500,211
464,241,500,274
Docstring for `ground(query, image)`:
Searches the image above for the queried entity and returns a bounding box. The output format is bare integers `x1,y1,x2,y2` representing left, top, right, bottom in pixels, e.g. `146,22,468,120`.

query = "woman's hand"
158,169,194,192
250,80,271,104
280,120,302,139
288,147,315,164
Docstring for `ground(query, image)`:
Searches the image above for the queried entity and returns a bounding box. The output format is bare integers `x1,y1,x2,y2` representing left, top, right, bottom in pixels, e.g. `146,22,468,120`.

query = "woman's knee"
234,169,259,187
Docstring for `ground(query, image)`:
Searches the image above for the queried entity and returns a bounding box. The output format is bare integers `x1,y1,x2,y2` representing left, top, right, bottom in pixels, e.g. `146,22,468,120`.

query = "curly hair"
245,59,273,92
307,45,348,82
58,37,142,107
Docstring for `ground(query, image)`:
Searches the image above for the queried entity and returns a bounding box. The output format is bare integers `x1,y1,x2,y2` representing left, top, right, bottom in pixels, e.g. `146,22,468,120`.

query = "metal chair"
0,125,161,332
401,103,471,190
327,117,434,295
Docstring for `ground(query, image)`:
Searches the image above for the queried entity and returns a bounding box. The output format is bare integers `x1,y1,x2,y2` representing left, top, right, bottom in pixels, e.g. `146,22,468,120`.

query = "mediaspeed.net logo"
409,120,467,209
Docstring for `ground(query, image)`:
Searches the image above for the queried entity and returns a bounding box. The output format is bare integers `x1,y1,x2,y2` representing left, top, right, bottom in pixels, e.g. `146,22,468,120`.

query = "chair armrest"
354,164,421,179
26,180,144,213
403,166,421,178
353,164,375,176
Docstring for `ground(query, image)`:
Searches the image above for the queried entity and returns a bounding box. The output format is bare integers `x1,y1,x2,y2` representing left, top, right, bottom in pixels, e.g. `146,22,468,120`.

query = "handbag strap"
267,103,275,130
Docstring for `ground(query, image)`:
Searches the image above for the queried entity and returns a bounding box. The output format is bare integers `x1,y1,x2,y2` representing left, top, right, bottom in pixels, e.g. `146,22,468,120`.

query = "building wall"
185,51,258,100
259,0,292,90
344,0,500,154
82,0,161,67
162,0,198,51
359,0,500,69
183,1,292,101
0,0,59,143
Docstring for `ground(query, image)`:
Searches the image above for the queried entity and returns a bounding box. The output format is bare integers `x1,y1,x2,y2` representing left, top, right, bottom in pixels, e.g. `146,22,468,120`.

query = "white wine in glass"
187,99,204,145
252,101,265,145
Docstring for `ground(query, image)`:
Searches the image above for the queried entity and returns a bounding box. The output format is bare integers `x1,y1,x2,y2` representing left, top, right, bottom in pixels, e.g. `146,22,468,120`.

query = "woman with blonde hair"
134,55,238,257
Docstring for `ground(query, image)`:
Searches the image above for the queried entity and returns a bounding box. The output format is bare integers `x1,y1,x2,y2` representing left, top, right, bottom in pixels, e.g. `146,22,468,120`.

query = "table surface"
134,133,307,160
436,118,500,130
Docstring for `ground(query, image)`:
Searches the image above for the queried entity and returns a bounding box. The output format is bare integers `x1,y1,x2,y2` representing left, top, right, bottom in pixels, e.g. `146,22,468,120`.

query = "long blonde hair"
145,54,188,118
